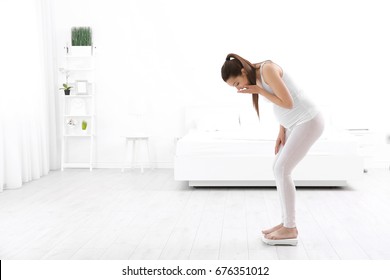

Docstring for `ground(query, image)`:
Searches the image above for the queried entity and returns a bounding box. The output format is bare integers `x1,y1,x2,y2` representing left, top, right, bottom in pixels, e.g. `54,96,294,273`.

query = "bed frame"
174,153,363,187
174,105,364,187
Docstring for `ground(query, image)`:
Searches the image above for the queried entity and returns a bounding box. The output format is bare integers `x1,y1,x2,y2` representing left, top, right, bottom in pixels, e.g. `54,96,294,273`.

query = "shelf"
66,68,95,71
64,134,94,137
64,95,93,98
64,115,94,117
66,55,94,58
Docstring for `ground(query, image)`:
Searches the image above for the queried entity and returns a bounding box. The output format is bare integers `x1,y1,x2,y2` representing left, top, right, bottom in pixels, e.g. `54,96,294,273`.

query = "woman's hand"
237,84,263,94
275,129,286,155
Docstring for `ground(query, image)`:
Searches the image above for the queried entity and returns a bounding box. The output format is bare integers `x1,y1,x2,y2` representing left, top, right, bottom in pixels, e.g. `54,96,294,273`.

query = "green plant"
82,120,88,130
71,27,92,46
59,83,72,90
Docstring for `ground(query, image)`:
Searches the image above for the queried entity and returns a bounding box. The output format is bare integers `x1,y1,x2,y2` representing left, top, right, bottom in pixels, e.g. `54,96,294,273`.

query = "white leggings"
273,112,325,228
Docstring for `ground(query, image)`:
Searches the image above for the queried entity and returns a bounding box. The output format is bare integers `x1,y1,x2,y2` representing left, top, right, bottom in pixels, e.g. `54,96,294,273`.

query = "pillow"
238,110,260,128
195,111,240,131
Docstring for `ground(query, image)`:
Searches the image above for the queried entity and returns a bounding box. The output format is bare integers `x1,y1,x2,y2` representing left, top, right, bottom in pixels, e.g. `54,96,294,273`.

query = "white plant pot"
71,46,92,56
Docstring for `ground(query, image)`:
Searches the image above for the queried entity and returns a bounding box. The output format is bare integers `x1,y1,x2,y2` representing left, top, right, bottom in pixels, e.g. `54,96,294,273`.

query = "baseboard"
93,162,174,169
365,160,390,170
189,180,348,187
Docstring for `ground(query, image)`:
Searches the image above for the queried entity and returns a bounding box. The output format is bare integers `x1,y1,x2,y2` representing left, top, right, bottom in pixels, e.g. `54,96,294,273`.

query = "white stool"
122,135,151,173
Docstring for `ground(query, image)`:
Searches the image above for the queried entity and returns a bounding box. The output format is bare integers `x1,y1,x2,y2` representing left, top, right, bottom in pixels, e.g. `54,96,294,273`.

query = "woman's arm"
275,124,286,154
238,63,294,109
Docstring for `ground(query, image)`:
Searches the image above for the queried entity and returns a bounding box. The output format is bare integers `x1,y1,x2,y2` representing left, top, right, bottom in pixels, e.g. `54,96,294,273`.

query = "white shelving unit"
60,48,96,171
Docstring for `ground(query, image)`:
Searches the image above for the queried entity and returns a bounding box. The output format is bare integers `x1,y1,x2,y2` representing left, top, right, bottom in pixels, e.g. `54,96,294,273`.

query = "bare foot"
265,226,298,240
261,223,283,235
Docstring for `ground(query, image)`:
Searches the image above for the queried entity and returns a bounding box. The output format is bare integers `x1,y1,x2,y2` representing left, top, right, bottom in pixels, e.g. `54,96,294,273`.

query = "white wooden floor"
1,168,390,260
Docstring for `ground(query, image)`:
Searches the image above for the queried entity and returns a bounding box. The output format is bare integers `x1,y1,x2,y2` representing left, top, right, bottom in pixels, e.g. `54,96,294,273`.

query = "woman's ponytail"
221,53,260,119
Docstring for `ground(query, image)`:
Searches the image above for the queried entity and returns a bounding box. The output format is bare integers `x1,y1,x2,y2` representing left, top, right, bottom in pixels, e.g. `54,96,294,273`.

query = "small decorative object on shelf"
75,80,89,95
67,118,77,127
81,120,88,133
71,26,93,56
66,118,77,135
59,83,72,95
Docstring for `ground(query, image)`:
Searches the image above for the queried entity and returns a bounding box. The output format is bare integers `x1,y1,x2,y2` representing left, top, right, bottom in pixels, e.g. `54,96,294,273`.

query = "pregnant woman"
221,53,324,245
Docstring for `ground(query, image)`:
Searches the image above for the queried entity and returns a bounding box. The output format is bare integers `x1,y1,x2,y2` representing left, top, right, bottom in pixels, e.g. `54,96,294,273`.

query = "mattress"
176,128,358,157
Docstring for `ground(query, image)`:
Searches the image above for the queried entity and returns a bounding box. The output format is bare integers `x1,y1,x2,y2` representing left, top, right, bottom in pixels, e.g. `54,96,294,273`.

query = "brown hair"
221,53,259,118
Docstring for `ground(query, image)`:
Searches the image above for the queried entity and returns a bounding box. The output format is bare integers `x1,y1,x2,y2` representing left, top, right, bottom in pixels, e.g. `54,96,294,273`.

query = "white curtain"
0,0,60,191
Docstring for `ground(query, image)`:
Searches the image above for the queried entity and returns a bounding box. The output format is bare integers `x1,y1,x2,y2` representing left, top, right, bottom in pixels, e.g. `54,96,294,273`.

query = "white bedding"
176,128,358,157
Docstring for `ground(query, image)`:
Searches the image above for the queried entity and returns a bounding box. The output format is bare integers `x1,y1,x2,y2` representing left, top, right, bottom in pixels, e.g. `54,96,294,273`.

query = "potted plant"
81,120,88,134
59,83,72,95
71,26,93,56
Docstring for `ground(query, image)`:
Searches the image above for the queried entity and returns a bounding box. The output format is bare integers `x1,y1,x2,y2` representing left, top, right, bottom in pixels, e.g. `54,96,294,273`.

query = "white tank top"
260,61,319,129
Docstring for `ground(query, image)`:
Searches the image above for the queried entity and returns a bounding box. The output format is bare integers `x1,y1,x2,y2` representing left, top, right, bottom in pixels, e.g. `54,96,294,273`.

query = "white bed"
174,105,364,187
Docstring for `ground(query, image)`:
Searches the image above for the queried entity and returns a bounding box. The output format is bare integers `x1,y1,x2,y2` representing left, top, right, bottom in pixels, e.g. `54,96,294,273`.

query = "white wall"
51,0,390,168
